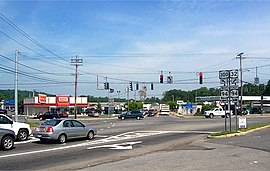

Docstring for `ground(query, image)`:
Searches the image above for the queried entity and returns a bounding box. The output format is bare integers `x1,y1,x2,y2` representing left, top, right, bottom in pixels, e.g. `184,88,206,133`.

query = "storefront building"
23,94,88,115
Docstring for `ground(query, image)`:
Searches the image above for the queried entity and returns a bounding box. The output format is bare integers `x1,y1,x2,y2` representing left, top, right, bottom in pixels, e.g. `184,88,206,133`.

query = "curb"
207,125,270,139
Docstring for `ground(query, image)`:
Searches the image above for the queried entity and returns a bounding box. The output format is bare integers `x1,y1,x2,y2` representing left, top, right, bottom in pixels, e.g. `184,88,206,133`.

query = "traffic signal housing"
151,83,154,90
160,74,164,83
199,72,203,84
129,82,133,91
104,82,109,90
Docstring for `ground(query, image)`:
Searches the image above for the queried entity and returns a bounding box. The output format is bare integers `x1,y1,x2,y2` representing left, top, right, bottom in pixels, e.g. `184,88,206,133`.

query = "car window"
63,120,74,127
41,119,61,126
0,116,12,124
72,120,84,127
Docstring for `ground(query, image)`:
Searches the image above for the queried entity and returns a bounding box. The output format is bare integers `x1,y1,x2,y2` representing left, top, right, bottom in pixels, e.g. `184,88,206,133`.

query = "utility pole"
71,55,83,119
236,52,245,114
14,50,19,122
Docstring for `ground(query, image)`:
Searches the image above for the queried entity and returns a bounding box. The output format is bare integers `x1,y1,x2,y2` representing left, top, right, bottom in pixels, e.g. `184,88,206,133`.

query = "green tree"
128,101,143,110
263,80,270,95
166,101,178,110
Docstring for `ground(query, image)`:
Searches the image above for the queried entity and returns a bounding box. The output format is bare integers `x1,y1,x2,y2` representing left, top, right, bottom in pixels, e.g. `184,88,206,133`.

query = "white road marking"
15,137,39,145
0,130,211,159
87,141,142,150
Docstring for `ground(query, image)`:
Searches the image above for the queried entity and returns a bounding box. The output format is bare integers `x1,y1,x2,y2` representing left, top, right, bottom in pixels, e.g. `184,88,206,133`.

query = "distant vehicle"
38,111,60,120
33,119,97,143
118,110,144,120
0,114,31,141
0,128,15,150
204,107,232,119
0,109,7,115
59,112,69,118
85,108,99,117
160,104,170,115
147,109,158,117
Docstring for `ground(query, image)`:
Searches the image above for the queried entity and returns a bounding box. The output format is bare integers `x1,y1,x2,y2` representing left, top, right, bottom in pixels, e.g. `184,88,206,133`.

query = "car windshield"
41,119,61,126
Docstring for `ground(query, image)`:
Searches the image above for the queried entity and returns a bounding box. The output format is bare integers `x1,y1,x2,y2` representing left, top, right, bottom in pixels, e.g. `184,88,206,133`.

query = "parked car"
118,110,144,120
0,114,31,141
85,108,99,117
33,118,97,143
59,112,69,118
147,109,158,117
0,109,7,115
0,128,15,150
38,111,60,120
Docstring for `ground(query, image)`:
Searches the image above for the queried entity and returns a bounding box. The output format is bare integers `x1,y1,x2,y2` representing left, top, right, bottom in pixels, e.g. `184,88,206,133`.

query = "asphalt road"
0,115,269,170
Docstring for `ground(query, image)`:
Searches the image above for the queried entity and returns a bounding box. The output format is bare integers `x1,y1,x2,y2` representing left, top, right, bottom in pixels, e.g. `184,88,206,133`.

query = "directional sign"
221,90,229,97
230,89,239,97
220,86,229,91
230,85,238,90
220,78,228,85
167,76,173,84
230,78,239,85
219,70,230,79
230,69,238,78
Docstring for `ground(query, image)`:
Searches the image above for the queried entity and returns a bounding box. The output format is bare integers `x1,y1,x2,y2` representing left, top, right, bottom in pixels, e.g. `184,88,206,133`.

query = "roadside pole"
14,50,19,122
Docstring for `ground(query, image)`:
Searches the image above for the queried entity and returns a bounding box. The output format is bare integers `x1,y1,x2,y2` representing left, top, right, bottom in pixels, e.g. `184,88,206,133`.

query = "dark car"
59,112,69,118
118,110,144,120
0,128,15,150
38,111,60,121
0,109,7,115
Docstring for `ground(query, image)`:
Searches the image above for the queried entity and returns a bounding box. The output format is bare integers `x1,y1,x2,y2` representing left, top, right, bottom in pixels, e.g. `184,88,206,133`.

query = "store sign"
38,94,47,104
56,95,70,106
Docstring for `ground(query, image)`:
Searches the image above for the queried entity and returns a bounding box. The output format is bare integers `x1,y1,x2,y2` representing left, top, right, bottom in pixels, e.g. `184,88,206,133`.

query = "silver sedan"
33,119,97,143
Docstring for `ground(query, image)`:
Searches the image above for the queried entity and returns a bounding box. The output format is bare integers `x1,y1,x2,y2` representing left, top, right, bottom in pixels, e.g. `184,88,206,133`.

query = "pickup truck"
0,114,32,141
204,107,232,119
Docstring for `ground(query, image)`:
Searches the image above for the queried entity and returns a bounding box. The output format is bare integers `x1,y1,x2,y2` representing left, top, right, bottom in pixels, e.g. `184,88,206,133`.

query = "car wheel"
87,131,94,140
1,136,14,150
205,116,209,118
136,116,140,120
17,129,28,141
209,114,214,119
58,134,66,144
221,115,225,118
121,116,125,120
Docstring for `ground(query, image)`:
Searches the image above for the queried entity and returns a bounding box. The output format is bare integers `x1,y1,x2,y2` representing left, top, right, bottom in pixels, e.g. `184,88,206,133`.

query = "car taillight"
47,126,54,132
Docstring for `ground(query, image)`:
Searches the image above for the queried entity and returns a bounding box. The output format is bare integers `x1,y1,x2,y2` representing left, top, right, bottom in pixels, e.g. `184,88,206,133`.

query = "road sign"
219,70,230,79
220,78,228,85
221,90,229,97
230,78,239,85
167,76,173,84
220,86,228,91
230,69,238,78
230,85,238,90
230,89,239,97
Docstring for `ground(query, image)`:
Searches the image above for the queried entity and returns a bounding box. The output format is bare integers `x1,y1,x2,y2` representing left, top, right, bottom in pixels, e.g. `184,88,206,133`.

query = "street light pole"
236,52,245,114
14,50,19,122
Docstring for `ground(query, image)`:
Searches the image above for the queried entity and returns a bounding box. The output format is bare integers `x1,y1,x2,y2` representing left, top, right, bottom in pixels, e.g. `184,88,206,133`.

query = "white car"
0,114,32,141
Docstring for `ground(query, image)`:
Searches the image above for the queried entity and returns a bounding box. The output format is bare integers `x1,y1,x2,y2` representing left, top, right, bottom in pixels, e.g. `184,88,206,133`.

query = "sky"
1,1,270,99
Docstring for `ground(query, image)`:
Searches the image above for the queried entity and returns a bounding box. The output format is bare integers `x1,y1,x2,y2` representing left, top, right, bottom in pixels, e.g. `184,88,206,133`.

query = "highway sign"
230,89,239,97
230,69,238,78
221,90,229,97
230,85,238,90
167,76,173,84
230,78,239,85
219,70,230,79
220,86,228,91
220,78,228,85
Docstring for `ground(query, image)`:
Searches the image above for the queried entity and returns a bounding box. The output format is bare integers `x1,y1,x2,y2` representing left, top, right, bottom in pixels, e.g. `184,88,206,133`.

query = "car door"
62,120,76,139
71,120,87,138
0,115,13,131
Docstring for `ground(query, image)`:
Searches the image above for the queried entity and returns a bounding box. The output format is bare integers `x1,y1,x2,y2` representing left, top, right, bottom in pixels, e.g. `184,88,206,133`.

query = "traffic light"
151,83,154,90
136,83,139,90
160,74,163,83
129,82,133,91
199,72,203,84
104,82,109,90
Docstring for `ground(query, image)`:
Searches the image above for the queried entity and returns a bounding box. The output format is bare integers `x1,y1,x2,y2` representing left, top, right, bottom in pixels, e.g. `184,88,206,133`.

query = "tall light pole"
71,55,83,119
236,52,245,114
14,50,19,121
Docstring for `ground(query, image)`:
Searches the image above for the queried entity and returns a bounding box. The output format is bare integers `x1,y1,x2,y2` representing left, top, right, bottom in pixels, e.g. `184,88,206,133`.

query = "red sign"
56,95,70,106
38,94,47,104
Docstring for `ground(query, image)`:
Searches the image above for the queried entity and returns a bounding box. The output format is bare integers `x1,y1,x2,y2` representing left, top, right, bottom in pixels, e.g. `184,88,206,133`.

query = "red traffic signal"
160,74,164,83
199,72,203,84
